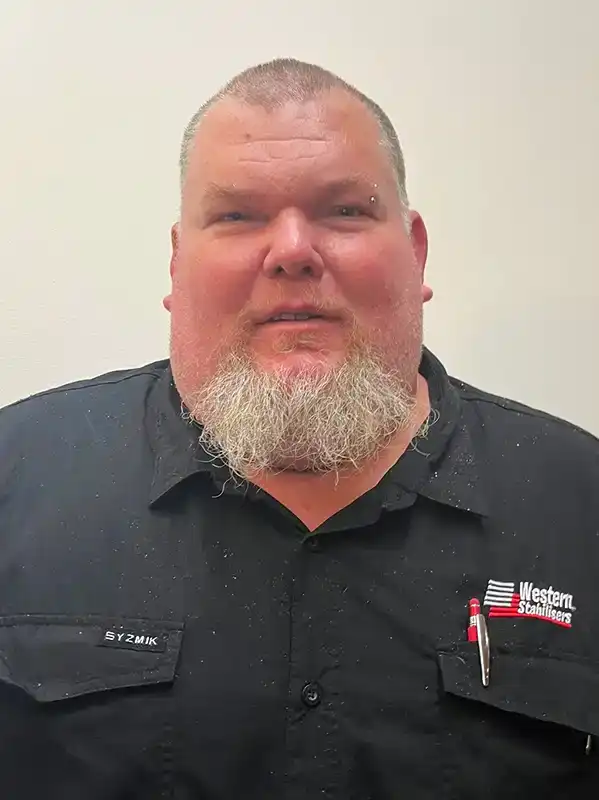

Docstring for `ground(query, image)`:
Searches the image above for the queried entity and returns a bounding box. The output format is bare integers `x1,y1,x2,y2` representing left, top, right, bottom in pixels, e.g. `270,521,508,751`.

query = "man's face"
165,90,431,475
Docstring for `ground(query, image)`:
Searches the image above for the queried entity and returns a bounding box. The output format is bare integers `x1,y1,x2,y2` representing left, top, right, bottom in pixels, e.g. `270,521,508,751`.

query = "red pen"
468,598,480,642
468,598,490,687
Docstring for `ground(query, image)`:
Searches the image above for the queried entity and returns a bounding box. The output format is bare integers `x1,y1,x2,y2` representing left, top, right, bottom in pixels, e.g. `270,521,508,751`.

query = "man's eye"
218,211,248,223
334,205,366,218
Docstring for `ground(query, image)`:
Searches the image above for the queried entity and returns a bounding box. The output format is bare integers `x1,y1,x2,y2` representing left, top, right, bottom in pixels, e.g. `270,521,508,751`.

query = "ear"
162,222,180,312
408,210,433,304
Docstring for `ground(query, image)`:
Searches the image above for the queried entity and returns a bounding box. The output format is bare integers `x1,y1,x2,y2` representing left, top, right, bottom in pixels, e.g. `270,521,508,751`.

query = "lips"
268,312,324,322
257,306,336,324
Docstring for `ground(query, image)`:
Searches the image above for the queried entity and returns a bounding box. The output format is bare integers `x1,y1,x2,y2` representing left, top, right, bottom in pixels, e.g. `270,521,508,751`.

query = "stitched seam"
0,370,164,413
31,665,177,700
439,644,599,670
0,616,183,630
459,392,599,444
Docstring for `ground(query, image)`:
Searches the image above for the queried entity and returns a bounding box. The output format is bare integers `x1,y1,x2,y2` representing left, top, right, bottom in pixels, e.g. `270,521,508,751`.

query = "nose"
262,209,325,280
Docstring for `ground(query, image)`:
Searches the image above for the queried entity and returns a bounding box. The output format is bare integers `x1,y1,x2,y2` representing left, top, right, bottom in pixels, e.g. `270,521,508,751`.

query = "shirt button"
306,537,321,552
301,681,323,708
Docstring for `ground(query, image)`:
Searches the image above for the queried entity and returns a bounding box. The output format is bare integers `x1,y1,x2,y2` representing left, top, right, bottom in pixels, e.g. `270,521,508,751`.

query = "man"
0,58,598,799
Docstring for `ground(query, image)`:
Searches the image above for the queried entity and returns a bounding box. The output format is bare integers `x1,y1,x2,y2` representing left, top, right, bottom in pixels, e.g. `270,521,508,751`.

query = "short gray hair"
178,58,409,208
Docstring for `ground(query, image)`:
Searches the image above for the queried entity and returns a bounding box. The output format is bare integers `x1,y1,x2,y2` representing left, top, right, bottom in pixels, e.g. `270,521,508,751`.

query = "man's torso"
0,354,598,799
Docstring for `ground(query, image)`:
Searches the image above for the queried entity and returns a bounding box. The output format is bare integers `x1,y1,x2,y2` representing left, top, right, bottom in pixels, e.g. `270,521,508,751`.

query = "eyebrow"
200,177,381,205
201,183,256,204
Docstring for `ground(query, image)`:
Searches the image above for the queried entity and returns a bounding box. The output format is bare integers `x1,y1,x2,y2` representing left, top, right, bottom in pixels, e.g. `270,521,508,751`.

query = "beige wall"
1,0,598,433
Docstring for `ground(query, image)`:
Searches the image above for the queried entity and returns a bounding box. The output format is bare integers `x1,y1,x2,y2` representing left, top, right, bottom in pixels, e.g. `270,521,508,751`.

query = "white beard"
186,344,419,479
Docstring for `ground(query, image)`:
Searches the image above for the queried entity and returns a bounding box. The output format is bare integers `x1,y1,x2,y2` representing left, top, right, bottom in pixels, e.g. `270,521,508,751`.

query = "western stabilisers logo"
483,579,576,628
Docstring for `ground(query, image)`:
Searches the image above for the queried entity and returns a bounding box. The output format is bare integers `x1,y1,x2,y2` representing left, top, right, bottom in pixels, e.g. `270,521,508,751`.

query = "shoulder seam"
459,389,599,444
1,369,163,413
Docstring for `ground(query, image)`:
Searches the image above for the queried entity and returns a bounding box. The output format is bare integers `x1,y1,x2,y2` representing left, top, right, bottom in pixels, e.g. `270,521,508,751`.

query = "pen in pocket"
468,598,490,687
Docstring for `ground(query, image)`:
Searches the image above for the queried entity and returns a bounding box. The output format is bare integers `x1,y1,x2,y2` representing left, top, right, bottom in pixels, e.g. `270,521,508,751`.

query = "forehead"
185,91,397,196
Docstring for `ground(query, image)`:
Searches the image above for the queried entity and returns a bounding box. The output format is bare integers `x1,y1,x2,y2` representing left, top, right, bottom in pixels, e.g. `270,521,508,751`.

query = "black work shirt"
1,349,598,800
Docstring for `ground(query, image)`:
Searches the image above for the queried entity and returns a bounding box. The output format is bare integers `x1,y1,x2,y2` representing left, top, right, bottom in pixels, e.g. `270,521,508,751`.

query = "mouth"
266,312,328,323
258,307,340,325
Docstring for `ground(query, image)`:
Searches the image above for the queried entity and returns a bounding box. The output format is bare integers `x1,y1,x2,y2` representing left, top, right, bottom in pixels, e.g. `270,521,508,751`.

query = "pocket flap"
438,646,599,737
0,614,184,703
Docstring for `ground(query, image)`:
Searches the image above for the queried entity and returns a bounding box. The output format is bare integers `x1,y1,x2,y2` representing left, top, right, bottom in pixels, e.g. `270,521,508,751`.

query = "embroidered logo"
483,579,576,628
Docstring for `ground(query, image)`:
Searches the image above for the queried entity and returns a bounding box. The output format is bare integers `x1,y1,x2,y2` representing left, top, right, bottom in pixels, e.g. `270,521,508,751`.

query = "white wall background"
1,0,598,434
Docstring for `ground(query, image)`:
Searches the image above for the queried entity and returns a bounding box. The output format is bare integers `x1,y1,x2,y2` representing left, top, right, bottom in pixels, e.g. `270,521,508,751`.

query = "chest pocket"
437,644,599,800
0,614,184,800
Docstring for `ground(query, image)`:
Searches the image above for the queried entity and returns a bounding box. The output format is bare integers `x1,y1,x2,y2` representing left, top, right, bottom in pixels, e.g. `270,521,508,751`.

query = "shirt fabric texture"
0,348,598,799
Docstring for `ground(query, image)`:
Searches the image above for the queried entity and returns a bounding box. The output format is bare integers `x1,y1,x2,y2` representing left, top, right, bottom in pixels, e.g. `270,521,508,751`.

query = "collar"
380,348,489,517
146,349,488,517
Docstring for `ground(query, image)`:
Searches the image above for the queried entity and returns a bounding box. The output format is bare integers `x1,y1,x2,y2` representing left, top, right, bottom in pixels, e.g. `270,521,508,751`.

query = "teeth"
272,313,318,321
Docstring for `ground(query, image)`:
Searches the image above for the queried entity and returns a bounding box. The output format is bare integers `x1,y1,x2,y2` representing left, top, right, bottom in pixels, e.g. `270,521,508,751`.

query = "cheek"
172,245,255,321
169,248,255,393
330,236,419,313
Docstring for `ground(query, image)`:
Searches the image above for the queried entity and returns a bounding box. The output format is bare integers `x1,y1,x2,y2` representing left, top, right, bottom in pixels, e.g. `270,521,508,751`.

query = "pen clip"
475,611,491,687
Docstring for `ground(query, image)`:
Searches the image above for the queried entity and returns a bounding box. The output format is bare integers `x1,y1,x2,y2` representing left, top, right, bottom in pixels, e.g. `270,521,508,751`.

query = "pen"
468,598,491,687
